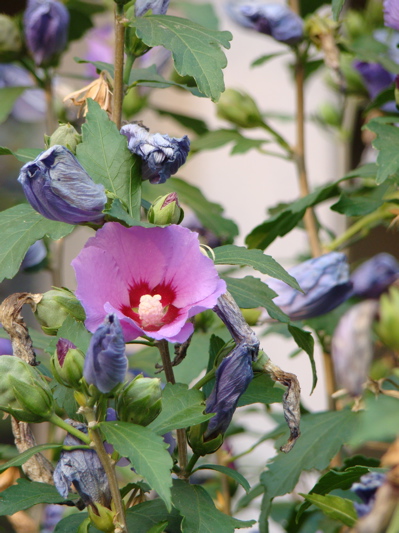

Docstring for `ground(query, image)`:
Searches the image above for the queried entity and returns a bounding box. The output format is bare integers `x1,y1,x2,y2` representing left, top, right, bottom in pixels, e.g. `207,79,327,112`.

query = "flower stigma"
138,294,166,328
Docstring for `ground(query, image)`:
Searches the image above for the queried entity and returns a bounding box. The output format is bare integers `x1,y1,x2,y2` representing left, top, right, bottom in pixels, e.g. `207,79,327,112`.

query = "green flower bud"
125,6,151,57
0,15,22,61
0,356,54,422
375,287,399,351
88,502,116,533
35,288,86,335
147,193,184,225
51,338,84,389
116,374,162,426
216,89,263,129
187,421,223,456
44,123,82,154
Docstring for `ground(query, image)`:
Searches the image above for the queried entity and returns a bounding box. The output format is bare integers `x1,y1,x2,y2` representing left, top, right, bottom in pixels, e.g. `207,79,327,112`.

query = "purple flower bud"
53,420,111,508
266,252,352,321
21,240,47,269
120,123,190,184
332,300,379,396
135,0,170,17
384,0,399,31
351,253,399,299
351,472,385,517
23,0,70,67
84,314,127,394
353,61,395,100
226,1,304,45
205,343,253,439
18,145,107,225
56,338,76,367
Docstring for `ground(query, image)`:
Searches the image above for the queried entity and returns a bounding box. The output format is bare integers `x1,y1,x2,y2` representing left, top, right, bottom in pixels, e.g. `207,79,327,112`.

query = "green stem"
192,368,216,390
326,208,393,251
112,3,126,129
19,58,44,87
186,453,200,475
44,70,56,134
127,340,155,347
49,414,91,445
259,121,292,154
123,53,135,86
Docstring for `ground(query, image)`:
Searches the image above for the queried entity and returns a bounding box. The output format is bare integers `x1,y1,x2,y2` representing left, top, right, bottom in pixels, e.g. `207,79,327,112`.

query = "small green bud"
148,193,184,225
88,502,116,533
0,356,54,422
124,6,151,57
0,15,22,61
241,308,262,326
317,102,342,129
51,338,84,389
187,421,224,456
116,374,162,426
216,89,263,129
375,287,399,351
44,123,82,154
344,10,367,40
35,288,86,335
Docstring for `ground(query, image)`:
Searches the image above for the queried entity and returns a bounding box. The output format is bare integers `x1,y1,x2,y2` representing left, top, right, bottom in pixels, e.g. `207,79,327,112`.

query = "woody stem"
112,4,125,129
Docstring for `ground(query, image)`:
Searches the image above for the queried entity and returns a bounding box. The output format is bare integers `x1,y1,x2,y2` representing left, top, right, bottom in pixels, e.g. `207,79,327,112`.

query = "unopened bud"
217,88,263,129
375,287,399,351
187,421,224,456
35,288,86,335
51,338,84,389
88,502,115,532
148,193,184,225
0,15,22,61
0,356,54,422
44,123,82,154
117,374,162,426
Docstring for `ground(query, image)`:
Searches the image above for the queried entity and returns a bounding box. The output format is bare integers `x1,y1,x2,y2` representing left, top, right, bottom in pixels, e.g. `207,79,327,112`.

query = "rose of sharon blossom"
72,223,226,343
135,0,170,17
121,123,190,184
384,0,399,31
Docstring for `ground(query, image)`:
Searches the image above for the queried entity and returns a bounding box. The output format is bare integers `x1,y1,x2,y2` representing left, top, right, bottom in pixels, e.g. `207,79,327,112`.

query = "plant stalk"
49,414,91,445
112,4,126,129
44,71,56,134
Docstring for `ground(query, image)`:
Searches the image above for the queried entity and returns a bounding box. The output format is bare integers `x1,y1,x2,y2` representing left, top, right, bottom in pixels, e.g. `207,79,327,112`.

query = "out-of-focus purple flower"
84,314,127,394
135,0,170,17
351,472,386,517
353,61,394,100
23,0,70,67
72,223,226,344
18,145,107,225
41,504,63,533
183,211,223,248
21,240,47,269
205,343,253,439
351,253,399,300
265,252,352,321
120,123,190,184
53,420,111,508
384,0,399,31
332,300,379,396
0,336,12,355
226,1,303,45
0,64,45,122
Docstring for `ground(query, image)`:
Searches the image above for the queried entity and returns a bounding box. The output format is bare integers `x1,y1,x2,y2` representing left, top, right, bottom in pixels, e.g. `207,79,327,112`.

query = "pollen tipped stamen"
138,294,165,328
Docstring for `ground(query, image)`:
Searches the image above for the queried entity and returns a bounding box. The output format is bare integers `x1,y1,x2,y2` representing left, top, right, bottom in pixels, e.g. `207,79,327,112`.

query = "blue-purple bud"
120,123,190,184
135,0,170,17
266,252,352,321
331,301,379,396
18,145,107,225
84,314,128,394
351,253,399,300
351,472,385,517
384,0,399,31
205,343,253,439
21,240,47,270
23,0,70,67
51,338,84,389
53,420,111,508
226,1,304,45
353,61,394,100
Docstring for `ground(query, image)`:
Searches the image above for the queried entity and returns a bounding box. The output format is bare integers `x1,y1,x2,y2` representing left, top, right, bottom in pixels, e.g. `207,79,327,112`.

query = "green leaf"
66,0,105,43
214,244,300,289
54,513,92,533
203,334,225,398
332,0,346,20
365,120,399,184
45,315,92,356
224,276,289,322
297,465,369,519
155,107,209,135
260,410,358,524
99,421,173,510
288,325,316,393
0,146,42,163
387,502,399,533
350,37,399,74
246,183,340,250
238,373,284,406
0,87,29,124
103,198,152,228
148,383,212,434
132,15,232,101
0,204,73,284
0,479,78,515
299,494,357,526
0,444,64,473
172,479,255,531
251,52,287,67
142,177,239,243
193,464,251,493
76,100,141,217
174,1,220,30
350,395,399,447
331,181,392,216
190,128,267,154
126,500,182,532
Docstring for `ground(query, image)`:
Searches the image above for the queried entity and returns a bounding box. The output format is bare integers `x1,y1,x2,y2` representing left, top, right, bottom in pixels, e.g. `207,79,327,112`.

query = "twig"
112,4,125,129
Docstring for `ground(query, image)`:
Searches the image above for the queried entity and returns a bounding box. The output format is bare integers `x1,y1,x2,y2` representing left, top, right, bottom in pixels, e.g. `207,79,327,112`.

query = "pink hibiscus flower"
72,223,226,343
